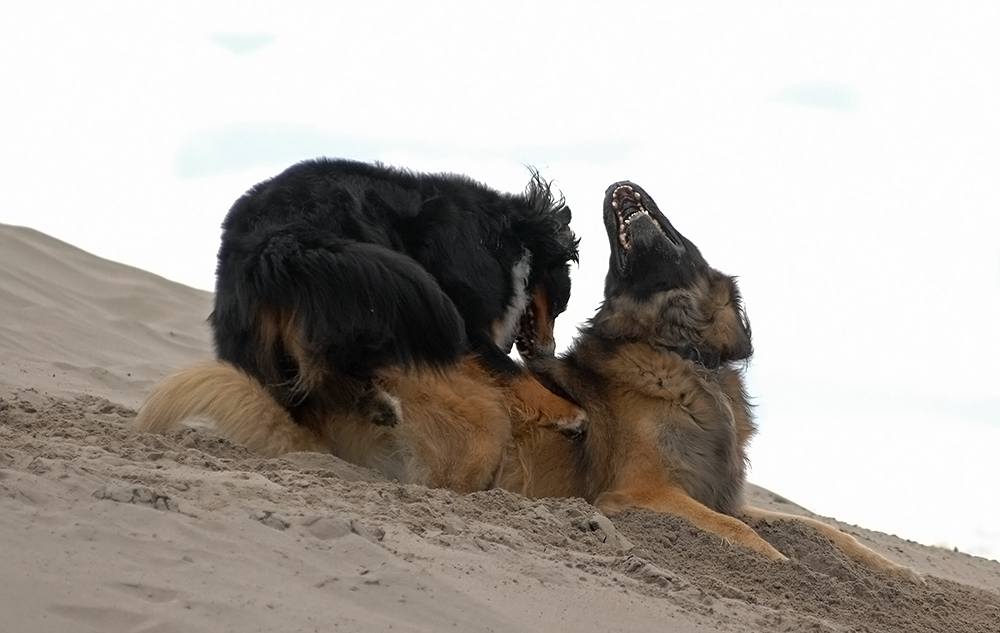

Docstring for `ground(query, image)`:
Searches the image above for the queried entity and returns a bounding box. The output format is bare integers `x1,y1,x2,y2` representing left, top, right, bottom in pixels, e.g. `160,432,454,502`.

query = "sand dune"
1,221,998,633
0,224,212,406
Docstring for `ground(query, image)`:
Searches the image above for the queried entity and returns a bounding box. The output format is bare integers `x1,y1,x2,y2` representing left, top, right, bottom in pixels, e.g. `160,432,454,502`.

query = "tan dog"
517,181,920,582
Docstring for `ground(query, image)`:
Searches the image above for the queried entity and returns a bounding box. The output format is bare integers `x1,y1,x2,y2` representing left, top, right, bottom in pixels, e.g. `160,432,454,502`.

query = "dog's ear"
705,275,753,362
724,304,753,362
553,204,572,226
518,169,580,265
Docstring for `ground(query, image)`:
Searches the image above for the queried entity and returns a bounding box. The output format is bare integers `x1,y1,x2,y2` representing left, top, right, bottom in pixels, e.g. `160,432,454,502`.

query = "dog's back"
212,160,462,424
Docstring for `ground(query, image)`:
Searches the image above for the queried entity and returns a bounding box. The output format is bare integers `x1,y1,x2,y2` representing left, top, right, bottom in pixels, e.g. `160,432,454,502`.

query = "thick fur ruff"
209,158,580,429
522,181,921,582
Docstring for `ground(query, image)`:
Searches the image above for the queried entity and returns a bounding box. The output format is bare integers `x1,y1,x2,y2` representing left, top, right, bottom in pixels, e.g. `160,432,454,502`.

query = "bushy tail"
133,361,327,457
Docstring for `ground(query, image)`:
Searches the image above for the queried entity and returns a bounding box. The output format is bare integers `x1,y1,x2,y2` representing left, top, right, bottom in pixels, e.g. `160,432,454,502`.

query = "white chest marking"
493,249,532,350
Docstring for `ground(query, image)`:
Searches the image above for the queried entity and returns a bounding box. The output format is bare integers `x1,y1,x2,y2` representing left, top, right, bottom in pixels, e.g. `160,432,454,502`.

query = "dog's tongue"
618,197,643,220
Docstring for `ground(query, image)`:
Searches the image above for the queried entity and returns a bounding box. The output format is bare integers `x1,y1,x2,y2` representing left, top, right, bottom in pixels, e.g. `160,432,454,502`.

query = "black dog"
210,158,582,430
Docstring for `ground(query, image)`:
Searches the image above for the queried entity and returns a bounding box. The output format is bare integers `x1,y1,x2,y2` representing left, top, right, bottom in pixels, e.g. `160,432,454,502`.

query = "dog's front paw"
507,374,587,436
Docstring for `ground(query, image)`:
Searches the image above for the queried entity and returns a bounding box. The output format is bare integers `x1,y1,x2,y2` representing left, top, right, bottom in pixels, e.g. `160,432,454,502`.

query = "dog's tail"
211,227,468,414
133,361,327,457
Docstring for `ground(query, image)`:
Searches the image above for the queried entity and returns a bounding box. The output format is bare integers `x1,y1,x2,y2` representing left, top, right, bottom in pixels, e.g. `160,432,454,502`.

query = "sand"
2,221,999,633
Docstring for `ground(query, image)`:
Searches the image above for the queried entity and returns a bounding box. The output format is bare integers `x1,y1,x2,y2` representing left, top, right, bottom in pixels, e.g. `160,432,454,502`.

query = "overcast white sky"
2,2,998,559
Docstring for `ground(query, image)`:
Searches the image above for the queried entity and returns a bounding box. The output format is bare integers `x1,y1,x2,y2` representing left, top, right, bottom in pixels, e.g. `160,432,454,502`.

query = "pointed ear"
706,275,753,362
724,305,753,361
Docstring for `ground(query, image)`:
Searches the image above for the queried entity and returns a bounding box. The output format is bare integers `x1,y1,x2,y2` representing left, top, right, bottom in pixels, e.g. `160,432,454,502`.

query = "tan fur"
520,269,922,583
135,342,920,581
596,488,784,560
741,507,916,577
528,286,554,353
135,353,588,497
376,360,511,492
527,339,786,560
503,372,586,432
501,426,582,500
135,358,512,492
133,361,326,456
255,306,322,395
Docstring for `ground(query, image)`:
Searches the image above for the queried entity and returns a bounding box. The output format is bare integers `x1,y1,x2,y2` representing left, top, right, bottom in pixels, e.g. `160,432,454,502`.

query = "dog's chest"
611,347,747,514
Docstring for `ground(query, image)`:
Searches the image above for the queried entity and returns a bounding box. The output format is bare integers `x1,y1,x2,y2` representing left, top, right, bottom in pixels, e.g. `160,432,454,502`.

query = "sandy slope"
0,224,212,407
2,222,999,633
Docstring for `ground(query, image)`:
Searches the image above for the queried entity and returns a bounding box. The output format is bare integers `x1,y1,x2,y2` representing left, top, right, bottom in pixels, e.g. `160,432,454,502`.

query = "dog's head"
592,181,752,364
512,172,580,360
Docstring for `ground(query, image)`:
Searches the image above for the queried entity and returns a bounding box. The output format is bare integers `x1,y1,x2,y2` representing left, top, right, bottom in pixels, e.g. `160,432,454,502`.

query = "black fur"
210,158,579,427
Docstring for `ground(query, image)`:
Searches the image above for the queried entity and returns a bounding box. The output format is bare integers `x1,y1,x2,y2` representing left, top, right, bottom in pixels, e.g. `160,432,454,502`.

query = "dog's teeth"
634,191,641,200
611,200,619,209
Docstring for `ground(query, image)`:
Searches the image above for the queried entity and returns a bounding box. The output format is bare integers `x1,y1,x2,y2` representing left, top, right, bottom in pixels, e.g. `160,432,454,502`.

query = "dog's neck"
589,315,723,370
656,342,722,370
590,324,724,370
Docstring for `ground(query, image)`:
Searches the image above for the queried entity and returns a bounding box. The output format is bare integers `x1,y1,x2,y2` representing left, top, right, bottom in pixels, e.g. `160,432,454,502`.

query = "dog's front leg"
503,372,587,436
597,484,787,561
742,506,923,583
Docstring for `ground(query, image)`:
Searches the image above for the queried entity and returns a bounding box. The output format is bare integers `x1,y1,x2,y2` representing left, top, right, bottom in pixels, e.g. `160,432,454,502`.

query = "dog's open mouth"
515,303,538,359
610,183,680,252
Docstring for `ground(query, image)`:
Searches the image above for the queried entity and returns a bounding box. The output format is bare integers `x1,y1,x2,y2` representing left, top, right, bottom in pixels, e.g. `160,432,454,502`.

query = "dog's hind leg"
596,484,787,560
215,235,469,428
742,507,923,583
